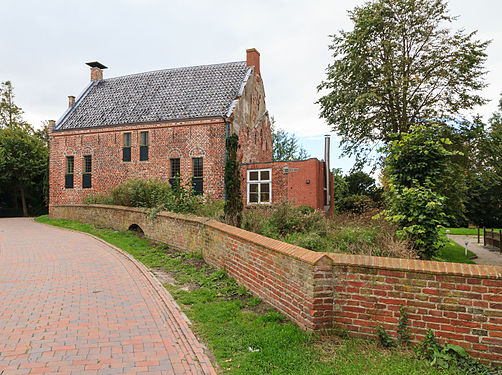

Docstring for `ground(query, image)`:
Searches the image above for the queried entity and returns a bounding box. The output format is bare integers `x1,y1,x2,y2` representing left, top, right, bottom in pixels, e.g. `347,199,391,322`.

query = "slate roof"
54,61,251,131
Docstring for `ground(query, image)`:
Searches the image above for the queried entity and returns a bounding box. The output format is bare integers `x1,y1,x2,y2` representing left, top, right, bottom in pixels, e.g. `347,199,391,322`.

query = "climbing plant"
224,134,243,227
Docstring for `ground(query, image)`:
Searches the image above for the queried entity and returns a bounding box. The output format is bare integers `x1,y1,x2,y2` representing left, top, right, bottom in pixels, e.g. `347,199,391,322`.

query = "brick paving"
0,218,216,375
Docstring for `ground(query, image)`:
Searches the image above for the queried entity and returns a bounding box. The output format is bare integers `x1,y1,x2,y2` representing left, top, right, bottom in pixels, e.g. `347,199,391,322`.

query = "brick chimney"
48,120,56,133
68,96,75,107
86,61,108,82
246,48,260,76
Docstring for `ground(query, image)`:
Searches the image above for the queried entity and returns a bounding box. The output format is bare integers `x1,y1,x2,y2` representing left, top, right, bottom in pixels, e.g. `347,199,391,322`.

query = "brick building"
49,49,332,213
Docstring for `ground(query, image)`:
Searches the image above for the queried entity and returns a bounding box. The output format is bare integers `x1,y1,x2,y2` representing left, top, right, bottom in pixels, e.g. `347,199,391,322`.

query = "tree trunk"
20,186,28,217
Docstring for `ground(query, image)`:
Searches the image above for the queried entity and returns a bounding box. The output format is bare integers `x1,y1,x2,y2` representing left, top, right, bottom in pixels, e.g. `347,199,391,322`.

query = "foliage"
37,215,454,375
332,169,383,213
271,118,309,161
0,81,30,130
345,170,383,203
242,203,415,258
0,127,48,216
332,168,348,209
383,123,456,259
317,0,489,166
339,194,377,214
224,134,243,227
417,329,499,374
84,178,203,214
463,98,502,227
0,81,49,216
376,324,395,348
397,306,411,345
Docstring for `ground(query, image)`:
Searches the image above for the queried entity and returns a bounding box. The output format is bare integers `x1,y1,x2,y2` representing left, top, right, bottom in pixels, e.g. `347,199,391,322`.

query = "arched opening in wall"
128,224,144,236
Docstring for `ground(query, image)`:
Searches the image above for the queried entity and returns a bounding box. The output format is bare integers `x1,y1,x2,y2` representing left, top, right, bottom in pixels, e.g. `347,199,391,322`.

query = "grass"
34,215,461,374
440,227,502,236
436,240,476,264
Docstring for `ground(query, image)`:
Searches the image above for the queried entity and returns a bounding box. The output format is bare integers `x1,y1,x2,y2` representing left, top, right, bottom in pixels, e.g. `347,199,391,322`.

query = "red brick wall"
50,204,502,365
241,159,334,212
330,254,502,364
49,119,227,210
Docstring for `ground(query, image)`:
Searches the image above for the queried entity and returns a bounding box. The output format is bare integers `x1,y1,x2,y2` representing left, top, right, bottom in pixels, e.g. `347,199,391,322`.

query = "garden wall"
50,205,502,365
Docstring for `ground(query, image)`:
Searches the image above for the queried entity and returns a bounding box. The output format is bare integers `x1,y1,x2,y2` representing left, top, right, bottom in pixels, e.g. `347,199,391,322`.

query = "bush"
339,194,377,214
83,192,114,205
85,178,203,215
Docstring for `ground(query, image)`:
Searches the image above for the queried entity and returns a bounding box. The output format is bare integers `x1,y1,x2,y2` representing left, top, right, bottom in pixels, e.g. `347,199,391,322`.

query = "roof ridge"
104,60,247,82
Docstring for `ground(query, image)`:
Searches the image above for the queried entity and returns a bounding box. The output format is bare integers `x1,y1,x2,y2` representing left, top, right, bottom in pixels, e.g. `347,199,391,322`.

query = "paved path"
450,234,502,267
0,218,216,375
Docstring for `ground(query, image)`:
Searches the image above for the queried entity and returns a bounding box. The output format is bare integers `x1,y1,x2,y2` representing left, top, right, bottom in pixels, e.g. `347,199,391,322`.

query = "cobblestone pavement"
450,234,502,267
0,218,216,375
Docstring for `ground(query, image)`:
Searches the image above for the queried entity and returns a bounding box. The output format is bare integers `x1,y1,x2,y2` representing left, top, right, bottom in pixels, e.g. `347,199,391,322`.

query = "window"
247,169,271,204
192,157,203,195
65,156,74,189
140,131,149,161
123,133,131,162
169,158,180,189
82,155,92,189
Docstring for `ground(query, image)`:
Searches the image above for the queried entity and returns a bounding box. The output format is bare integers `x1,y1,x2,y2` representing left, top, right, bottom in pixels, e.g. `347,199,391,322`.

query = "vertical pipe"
324,135,331,212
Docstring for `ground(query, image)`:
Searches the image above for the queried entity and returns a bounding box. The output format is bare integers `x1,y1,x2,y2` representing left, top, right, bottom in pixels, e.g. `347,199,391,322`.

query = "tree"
383,123,457,259
464,96,502,227
0,81,30,130
317,0,489,166
0,81,49,217
0,128,48,216
271,118,309,161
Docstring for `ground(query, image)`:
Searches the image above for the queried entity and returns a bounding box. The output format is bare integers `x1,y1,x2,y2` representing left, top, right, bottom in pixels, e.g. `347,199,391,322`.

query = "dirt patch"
150,267,176,285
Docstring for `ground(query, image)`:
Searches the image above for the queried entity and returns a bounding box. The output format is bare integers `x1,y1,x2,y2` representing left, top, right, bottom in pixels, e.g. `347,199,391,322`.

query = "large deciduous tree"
0,81,49,217
317,0,489,165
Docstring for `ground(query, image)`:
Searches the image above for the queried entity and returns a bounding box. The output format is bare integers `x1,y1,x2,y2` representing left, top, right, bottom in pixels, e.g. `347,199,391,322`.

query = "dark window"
65,156,74,189
192,157,203,178
139,131,149,161
192,157,203,195
123,133,131,162
170,158,180,178
82,155,92,189
169,158,181,189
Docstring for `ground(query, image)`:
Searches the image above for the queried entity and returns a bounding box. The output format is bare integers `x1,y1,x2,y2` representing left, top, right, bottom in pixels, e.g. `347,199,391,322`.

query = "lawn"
35,215,458,375
440,227,502,236
436,240,476,264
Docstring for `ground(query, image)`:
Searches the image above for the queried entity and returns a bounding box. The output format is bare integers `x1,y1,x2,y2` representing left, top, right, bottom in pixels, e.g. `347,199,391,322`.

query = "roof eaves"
225,66,253,119
53,81,95,131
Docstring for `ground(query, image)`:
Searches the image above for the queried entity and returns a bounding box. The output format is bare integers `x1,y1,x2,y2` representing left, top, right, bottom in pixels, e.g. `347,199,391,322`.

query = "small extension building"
49,49,332,214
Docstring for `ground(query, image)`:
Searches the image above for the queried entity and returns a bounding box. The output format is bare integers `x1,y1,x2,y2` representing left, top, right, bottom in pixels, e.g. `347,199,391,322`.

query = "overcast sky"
1,0,501,173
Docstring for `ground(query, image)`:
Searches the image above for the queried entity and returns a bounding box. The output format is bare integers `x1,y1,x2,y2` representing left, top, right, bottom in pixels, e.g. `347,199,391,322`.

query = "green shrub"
269,202,327,236
83,192,114,205
84,178,203,215
283,232,329,252
339,194,376,214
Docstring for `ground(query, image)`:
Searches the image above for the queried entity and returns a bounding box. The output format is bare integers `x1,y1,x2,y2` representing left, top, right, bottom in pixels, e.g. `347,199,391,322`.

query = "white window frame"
247,168,272,205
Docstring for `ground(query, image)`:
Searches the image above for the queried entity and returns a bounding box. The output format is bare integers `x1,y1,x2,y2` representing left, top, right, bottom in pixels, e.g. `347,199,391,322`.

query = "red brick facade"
51,204,502,366
49,119,228,207
241,158,334,213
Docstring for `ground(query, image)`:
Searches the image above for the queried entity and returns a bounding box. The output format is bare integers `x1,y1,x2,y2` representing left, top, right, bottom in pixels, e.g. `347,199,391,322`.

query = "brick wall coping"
328,253,502,279
52,204,502,278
